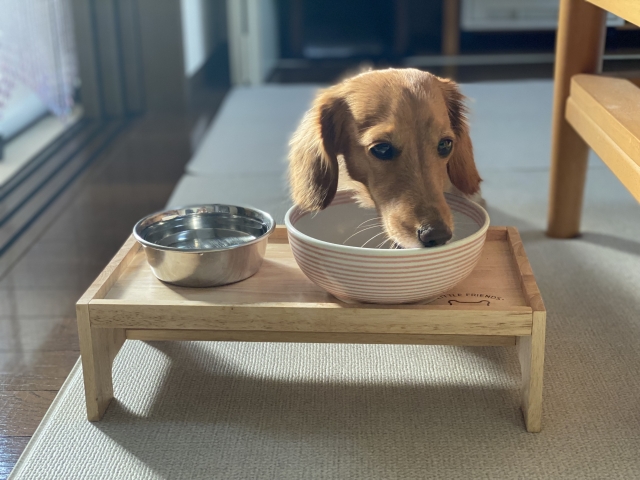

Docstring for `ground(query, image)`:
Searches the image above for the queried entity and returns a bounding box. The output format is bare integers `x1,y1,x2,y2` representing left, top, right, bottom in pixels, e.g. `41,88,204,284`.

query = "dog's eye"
370,143,396,160
437,138,453,157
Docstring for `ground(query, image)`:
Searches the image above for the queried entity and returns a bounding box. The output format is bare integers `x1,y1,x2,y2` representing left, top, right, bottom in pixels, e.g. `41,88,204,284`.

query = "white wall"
181,0,216,76
226,0,279,85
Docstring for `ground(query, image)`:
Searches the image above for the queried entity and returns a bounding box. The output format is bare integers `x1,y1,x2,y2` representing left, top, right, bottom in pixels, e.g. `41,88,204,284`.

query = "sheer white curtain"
0,0,78,127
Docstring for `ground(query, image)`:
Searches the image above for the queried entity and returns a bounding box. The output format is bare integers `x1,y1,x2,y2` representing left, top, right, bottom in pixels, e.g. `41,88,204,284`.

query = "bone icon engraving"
448,299,491,306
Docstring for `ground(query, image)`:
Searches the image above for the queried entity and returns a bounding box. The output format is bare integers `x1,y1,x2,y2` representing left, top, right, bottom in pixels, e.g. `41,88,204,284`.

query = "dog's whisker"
342,224,384,244
354,217,383,230
357,217,382,227
377,237,393,249
361,231,387,248
343,225,383,244
352,222,384,234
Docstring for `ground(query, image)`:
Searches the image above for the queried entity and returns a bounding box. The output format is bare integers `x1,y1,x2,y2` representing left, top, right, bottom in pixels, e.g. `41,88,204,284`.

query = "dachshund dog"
288,68,482,249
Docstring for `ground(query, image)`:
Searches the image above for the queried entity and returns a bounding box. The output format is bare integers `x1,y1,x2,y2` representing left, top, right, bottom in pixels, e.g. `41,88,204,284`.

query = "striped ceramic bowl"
285,191,490,304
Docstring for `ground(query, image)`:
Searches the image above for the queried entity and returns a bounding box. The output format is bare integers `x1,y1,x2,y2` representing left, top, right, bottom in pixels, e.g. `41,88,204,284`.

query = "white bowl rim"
284,192,490,257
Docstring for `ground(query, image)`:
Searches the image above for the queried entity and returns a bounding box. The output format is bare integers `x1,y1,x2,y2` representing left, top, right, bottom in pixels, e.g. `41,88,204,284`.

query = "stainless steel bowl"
133,205,275,287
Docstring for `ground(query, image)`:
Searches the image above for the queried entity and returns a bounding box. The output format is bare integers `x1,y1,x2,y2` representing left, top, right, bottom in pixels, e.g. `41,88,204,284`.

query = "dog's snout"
417,223,452,248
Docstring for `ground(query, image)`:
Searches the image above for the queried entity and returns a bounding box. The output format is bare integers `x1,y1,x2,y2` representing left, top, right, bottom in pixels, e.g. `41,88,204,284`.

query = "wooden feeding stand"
76,226,546,432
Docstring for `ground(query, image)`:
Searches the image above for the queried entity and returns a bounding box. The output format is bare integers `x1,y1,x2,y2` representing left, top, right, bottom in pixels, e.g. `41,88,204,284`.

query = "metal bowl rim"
133,204,276,253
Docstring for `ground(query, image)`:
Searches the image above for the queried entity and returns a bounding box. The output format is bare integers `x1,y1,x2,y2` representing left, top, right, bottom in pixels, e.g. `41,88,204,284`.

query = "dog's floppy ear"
439,79,482,196
288,88,351,211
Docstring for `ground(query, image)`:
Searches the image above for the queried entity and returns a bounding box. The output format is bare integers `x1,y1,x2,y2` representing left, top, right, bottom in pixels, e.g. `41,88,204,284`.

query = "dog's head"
288,68,481,248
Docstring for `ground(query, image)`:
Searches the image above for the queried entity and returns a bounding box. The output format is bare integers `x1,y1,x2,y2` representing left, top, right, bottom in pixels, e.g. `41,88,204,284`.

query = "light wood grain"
90,301,533,335
78,226,545,430
570,75,640,168
76,236,138,420
506,228,545,312
517,311,546,432
104,229,528,307
607,71,640,89
77,235,141,303
486,227,507,241
566,97,640,202
508,228,546,431
269,225,289,243
585,0,640,27
125,329,517,346
76,304,125,421
90,227,533,335
547,0,606,238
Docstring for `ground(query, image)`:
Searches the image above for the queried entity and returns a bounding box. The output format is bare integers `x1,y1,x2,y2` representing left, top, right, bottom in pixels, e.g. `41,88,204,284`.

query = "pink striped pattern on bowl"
285,191,490,304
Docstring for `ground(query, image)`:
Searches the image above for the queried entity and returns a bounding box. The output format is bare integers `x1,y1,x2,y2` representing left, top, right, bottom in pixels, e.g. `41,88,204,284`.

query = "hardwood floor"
0,110,219,478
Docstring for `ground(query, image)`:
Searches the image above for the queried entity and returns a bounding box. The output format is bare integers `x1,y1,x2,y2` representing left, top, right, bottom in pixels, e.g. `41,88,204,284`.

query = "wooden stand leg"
547,0,606,238
76,304,125,421
517,312,546,432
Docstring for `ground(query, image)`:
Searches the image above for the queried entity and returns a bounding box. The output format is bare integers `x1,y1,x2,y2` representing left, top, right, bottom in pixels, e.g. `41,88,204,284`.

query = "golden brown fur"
288,68,482,248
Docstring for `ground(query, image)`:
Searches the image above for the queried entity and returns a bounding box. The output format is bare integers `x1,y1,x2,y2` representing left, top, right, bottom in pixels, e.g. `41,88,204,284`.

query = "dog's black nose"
417,224,452,248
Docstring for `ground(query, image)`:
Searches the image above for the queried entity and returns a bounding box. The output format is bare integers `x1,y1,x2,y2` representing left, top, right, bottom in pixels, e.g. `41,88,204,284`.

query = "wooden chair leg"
442,0,460,56
441,0,460,79
77,304,125,421
517,312,546,432
547,0,606,238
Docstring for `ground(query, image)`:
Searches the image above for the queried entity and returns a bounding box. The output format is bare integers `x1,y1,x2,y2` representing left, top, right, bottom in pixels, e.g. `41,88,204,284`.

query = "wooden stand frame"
77,226,546,432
